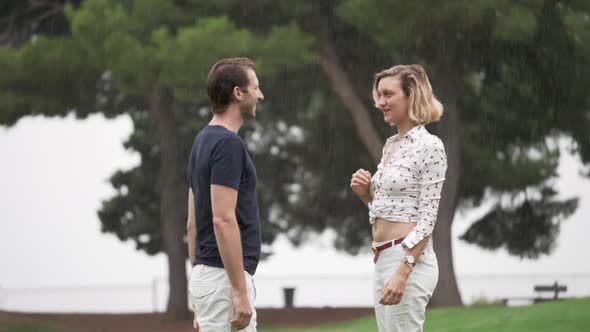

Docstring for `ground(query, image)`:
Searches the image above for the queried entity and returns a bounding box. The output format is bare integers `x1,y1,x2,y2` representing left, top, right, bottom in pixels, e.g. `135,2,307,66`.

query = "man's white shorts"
189,264,257,332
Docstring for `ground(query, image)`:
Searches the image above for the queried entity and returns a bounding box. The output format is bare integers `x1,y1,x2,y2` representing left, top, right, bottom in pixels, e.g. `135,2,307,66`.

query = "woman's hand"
379,265,411,305
350,168,372,199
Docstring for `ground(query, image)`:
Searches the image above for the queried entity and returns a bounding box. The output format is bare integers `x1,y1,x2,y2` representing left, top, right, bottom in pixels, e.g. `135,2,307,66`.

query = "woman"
350,64,447,332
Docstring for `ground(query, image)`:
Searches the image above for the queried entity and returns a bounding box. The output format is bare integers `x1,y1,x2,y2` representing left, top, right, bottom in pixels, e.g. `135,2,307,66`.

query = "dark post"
283,287,295,308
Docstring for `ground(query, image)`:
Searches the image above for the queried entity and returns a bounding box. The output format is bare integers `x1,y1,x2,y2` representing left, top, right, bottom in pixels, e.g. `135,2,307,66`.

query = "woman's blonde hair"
372,64,443,124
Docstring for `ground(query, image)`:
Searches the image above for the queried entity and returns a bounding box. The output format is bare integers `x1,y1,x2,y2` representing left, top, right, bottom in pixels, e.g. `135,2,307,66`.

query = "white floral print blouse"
368,125,447,250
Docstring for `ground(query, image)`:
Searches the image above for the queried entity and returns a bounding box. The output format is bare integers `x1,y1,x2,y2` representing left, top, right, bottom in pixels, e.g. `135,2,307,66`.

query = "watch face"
406,255,415,264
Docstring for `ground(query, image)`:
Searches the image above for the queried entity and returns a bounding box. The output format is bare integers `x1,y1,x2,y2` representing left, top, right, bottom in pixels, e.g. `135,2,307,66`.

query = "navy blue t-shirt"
187,125,261,275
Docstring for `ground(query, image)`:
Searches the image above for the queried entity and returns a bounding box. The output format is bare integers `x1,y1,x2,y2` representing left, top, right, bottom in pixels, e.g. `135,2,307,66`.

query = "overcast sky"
1,114,589,290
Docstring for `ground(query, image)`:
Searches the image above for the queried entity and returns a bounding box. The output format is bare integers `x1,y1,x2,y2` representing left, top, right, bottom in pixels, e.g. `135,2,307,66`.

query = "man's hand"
193,313,199,331
229,289,252,330
350,168,372,199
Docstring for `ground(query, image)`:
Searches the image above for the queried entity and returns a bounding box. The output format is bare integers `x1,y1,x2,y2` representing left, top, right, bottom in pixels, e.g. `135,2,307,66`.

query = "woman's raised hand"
350,168,372,199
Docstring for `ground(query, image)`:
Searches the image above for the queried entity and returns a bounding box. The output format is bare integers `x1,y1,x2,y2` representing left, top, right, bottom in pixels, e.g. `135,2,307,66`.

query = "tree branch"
318,44,383,163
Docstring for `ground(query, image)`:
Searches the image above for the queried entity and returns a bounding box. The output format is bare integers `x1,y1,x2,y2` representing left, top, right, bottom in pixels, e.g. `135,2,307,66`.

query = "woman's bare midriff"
372,217,416,242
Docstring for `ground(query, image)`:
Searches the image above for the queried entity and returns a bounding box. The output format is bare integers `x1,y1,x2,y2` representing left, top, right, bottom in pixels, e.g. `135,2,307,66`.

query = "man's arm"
187,188,200,331
211,184,251,329
187,188,196,265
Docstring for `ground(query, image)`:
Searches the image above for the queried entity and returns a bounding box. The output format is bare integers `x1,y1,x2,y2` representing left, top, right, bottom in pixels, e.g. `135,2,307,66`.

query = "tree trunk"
428,66,463,307
319,45,383,163
149,87,190,320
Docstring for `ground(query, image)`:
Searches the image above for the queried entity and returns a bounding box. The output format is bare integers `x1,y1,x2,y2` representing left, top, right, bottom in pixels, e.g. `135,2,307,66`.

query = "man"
187,57,264,331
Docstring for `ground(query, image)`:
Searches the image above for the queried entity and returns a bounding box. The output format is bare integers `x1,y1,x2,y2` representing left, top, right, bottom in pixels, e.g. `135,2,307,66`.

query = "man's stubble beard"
240,103,257,119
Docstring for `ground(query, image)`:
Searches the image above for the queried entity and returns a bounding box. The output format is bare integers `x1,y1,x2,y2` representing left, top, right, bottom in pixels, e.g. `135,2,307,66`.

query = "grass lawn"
258,297,590,332
1,298,588,332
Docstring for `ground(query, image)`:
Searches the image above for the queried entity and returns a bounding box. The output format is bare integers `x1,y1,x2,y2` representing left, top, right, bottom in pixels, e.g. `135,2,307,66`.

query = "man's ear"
232,86,243,101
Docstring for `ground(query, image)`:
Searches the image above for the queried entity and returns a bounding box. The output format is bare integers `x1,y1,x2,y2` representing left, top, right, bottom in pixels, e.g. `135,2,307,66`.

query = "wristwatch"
402,255,416,270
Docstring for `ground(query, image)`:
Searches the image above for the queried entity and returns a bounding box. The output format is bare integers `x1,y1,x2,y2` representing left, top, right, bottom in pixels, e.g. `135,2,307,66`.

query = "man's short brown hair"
207,57,255,114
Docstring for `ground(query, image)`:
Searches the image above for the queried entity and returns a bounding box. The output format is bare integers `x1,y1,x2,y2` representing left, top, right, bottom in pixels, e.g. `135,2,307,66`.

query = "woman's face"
375,76,409,125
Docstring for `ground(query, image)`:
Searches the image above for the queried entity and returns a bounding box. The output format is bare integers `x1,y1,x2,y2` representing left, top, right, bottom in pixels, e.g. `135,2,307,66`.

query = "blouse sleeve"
402,139,447,250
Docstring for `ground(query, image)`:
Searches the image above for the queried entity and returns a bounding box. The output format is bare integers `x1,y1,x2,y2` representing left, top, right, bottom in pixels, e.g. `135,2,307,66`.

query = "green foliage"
256,22,317,76
493,5,539,42
154,16,256,101
0,36,103,124
460,187,578,258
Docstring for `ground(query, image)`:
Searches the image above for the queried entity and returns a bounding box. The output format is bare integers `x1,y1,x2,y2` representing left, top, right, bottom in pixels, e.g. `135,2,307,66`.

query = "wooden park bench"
500,281,567,305
533,281,567,301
